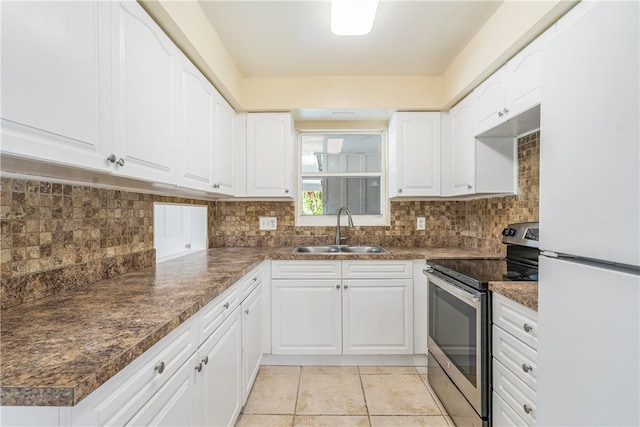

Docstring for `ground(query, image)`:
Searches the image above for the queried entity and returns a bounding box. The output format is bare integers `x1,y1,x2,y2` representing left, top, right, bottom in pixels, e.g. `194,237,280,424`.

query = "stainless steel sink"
292,245,389,255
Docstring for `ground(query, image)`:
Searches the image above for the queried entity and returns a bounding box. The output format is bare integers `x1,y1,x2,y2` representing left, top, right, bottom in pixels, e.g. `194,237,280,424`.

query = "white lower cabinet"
271,260,413,355
492,293,538,427
0,263,266,427
196,307,243,427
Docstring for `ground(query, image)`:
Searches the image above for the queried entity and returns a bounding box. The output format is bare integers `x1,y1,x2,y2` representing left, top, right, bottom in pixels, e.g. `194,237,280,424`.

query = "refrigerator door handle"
541,251,559,258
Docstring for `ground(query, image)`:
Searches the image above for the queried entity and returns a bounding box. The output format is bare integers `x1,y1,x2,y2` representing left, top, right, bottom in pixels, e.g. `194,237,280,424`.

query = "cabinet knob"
212,183,220,189
523,404,532,415
116,158,125,167
504,107,509,115
245,308,250,315
202,356,209,365
154,361,165,374
523,323,533,333
522,363,533,373
344,284,349,289
285,189,290,194
467,184,472,190
398,188,403,194
253,277,258,282
107,154,117,163
498,111,504,118
195,362,203,373
336,284,341,289
223,302,230,309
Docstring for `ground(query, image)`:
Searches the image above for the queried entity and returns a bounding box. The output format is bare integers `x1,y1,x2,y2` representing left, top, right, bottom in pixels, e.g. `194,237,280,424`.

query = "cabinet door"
197,308,243,427
127,354,197,427
246,113,293,197
271,279,341,354
442,95,475,196
177,55,214,192
342,279,413,355
213,93,235,195
474,66,506,136
242,284,263,403
506,28,554,118
389,112,440,197
111,1,177,184
0,1,111,171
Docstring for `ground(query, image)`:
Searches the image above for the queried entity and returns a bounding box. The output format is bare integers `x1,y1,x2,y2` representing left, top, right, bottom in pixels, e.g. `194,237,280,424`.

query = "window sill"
295,214,389,227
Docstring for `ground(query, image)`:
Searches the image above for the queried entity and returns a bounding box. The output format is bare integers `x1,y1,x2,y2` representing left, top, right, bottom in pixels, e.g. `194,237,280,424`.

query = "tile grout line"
357,366,373,427
291,365,302,426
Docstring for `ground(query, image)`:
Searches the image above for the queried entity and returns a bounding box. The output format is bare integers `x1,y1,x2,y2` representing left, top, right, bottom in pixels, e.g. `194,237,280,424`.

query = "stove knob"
502,228,511,236
509,228,517,236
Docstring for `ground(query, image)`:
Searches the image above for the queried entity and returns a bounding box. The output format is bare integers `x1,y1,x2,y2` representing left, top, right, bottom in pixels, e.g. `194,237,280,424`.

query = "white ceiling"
199,0,503,78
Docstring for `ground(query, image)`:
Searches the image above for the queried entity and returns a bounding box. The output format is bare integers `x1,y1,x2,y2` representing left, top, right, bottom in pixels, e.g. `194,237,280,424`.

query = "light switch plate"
259,217,277,230
416,217,426,230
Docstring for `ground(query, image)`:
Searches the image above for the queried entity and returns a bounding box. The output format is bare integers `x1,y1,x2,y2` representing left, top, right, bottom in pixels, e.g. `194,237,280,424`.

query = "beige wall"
141,0,576,112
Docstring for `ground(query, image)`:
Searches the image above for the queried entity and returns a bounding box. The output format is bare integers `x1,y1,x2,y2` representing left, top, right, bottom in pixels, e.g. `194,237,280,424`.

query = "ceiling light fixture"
331,0,379,36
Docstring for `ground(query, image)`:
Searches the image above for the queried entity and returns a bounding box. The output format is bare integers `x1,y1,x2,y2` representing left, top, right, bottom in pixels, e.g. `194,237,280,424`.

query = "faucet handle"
339,236,349,244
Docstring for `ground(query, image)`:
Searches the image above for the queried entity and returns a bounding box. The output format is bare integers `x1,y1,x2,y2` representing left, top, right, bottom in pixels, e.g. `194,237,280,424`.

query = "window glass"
298,132,385,221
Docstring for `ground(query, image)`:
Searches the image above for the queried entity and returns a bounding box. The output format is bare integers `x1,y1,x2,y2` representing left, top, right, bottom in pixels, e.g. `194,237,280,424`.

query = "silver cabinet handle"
155,361,165,374
253,277,258,282
223,302,230,309
107,154,117,163
344,284,349,289
398,188,403,193
335,284,341,289
523,404,532,414
284,189,290,193
498,111,504,118
467,184,472,190
245,308,250,315
116,158,125,167
504,107,509,115
202,356,209,365
195,362,203,373
522,363,533,373
523,323,533,333
212,183,220,189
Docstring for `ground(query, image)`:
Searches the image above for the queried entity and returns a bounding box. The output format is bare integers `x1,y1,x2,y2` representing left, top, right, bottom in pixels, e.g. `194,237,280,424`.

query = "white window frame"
295,129,389,227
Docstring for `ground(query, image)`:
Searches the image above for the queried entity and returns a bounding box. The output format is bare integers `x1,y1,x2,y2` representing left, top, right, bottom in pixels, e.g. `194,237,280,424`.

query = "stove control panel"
501,222,539,248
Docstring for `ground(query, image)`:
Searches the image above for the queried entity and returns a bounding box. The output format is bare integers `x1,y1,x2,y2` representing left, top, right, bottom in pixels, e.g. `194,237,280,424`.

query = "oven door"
426,269,487,416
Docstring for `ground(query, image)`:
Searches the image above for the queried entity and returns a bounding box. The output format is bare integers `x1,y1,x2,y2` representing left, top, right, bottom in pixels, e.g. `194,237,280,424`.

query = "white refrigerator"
537,1,640,425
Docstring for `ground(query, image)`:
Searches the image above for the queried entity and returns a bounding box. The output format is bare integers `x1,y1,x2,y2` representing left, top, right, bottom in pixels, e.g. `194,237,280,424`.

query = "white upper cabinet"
0,1,112,171
388,112,441,197
213,93,236,195
246,113,294,197
441,95,475,196
177,55,215,192
474,26,555,138
111,0,178,184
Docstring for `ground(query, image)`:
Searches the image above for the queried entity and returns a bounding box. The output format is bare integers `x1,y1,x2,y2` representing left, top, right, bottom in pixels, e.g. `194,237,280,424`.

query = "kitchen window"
296,131,388,226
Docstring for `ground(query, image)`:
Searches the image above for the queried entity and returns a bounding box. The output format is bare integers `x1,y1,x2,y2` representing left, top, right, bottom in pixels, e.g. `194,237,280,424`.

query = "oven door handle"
423,269,481,305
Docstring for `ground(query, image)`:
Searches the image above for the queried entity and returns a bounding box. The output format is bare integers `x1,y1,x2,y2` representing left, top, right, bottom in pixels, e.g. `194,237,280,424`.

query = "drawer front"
199,284,241,343
492,391,530,427
271,260,341,279
493,358,536,425
342,260,412,279
239,264,264,302
493,293,538,349
493,325,537,391
74,316,198,426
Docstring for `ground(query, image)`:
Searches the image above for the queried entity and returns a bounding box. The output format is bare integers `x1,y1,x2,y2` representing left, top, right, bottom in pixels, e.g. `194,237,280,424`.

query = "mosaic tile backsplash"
0,131,538,307
214,131,540,255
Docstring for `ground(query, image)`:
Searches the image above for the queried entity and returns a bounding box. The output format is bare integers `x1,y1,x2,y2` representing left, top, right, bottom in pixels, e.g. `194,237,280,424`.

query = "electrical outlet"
259,217,277,230
416,217,426,230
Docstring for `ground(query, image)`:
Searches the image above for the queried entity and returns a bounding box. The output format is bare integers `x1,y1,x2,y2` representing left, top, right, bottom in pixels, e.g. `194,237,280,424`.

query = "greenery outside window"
296,131,388,226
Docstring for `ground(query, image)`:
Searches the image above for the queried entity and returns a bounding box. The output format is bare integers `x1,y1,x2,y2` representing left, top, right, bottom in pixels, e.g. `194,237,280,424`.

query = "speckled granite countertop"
489,281,539,311
0,246,500,407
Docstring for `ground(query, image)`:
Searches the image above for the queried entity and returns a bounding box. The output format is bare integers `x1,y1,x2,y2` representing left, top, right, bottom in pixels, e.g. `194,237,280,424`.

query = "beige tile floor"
236,366,453,427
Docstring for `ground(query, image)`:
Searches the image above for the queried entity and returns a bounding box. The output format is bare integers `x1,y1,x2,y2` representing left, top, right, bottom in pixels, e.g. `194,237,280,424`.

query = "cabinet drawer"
342,260,412,279
493,325,537,391
271,260,341,279
492,391,529,427
493,358,536,425
493,293,538,349
73,316,198,426
199,284,241,343
239,264,263,302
